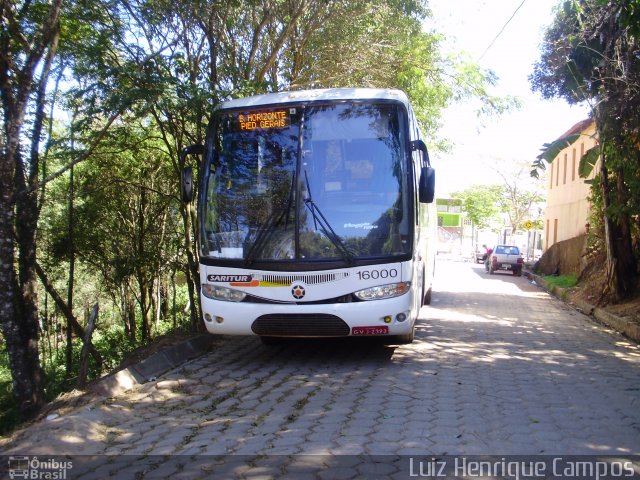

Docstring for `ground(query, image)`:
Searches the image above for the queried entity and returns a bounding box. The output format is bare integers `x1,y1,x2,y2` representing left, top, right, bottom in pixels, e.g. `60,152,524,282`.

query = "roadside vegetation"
0,0,516,431
542,275,578,290
530,0,640,303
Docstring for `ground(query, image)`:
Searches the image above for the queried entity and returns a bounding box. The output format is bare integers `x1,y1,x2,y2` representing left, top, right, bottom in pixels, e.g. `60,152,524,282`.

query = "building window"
572,148,576,181
563,153,567,184
550,160,554,189
553,218,558,244
546,219,549,248
556,158,560,186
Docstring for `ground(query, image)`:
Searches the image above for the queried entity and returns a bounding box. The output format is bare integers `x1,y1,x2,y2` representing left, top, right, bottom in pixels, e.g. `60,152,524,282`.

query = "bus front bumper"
201,293,418,338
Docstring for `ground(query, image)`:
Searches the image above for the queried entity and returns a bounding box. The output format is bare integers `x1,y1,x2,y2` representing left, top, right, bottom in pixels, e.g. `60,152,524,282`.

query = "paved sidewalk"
524,269,640,342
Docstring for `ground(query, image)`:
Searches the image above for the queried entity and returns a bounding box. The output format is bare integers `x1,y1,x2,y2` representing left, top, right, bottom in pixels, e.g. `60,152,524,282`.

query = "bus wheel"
389,326,415,345
423,286,432,305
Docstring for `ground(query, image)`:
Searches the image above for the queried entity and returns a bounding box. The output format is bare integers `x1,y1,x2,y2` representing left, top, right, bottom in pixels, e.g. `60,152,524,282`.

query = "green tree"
0,0,162,418
0,0,64,418
278,0,518,139
530,0,639,300
498,186,544,244
452,185,503,230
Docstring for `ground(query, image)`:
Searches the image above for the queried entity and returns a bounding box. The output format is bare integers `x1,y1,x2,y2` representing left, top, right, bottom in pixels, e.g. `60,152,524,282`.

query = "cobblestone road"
3,259,640,478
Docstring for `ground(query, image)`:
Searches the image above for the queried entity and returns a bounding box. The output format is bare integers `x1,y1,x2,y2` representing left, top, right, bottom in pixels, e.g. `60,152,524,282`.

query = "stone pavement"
1,259,639,478
524,269,640,342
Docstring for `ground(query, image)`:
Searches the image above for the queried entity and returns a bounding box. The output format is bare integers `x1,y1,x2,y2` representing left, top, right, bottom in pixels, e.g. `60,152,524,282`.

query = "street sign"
523,220,534,230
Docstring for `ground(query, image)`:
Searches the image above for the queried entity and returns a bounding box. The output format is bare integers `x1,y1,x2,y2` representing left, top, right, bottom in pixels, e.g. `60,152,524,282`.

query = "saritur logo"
207,274,252,283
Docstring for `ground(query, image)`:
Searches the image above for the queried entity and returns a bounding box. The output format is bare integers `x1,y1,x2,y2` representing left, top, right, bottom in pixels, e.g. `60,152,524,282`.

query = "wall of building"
543,120,598,251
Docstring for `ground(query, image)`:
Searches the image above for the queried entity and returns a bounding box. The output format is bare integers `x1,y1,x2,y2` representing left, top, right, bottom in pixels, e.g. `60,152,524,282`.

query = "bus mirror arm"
410,139,430,166
180,144,204,203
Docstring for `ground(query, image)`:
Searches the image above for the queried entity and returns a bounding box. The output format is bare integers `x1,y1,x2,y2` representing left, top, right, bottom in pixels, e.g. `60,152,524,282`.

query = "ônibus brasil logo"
8,456,73,479
291,284,306,299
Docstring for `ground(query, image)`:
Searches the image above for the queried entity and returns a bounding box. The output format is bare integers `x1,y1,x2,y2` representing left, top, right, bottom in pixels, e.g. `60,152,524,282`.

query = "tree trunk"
0,156,45,417
614,167,636,294
120,284,136,342
127,293,137,342
138,277,151,342
35,263,103,369
14,154,46,417
179,172,202,333
66,165,75,375
0,0,62,419
77,304,99,389
136,184,152,341
180,149,201,330
171,271,177,330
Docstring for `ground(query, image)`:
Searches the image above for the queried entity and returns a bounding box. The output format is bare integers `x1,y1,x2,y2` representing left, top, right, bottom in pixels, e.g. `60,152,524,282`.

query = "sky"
425,0,590,196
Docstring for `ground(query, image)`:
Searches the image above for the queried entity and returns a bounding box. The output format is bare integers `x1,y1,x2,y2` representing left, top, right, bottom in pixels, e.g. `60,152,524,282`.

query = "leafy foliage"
452,185,503,230
577,145,599,178
531,0,639,300
531,134,581,178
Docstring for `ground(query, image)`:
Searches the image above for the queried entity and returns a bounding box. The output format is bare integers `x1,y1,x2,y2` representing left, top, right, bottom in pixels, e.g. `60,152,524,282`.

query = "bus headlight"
202,284,246,302
354,282,410,301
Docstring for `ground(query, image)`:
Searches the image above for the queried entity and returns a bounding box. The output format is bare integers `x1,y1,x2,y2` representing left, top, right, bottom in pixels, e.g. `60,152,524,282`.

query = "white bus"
182,88,436,344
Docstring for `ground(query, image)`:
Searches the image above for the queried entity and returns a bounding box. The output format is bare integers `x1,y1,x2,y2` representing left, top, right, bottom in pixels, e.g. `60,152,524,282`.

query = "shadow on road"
3,259,639,463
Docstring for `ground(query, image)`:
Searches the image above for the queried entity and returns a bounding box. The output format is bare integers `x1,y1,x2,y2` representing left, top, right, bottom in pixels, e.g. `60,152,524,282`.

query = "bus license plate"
352,326,389,336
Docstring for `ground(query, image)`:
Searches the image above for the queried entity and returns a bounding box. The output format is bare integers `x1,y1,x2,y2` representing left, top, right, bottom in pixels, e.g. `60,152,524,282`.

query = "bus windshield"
201,101,410,263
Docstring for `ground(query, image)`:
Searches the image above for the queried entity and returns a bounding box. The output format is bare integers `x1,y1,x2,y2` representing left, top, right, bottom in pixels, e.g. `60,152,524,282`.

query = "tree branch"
27,110,123,194
35,263,103,369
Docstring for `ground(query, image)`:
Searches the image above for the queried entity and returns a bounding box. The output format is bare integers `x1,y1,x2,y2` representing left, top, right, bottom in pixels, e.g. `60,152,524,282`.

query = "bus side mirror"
181,166,193,203
419,166,435,203
180,144,204,204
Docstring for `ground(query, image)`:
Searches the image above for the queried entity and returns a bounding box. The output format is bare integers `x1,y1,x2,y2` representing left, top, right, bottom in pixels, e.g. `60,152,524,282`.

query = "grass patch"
543,274,578,289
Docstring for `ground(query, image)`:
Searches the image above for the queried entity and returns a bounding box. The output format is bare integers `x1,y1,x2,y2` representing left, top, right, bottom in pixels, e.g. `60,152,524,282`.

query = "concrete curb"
91,334,216,397
523,270,640,343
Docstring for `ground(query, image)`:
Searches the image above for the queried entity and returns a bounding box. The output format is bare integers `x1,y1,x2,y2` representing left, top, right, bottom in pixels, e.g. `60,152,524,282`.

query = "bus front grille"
251,314,350,337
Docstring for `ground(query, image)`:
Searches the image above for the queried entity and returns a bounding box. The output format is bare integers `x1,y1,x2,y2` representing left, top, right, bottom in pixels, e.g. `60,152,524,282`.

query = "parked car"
488,245,524,276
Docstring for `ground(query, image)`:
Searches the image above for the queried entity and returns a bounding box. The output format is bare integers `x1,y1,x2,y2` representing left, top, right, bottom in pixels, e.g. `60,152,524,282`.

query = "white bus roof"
218,88,410,110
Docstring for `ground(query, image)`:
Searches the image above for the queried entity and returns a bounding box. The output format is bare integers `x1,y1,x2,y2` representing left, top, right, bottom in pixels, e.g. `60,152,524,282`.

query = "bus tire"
389,326,415,345
423,286,432,305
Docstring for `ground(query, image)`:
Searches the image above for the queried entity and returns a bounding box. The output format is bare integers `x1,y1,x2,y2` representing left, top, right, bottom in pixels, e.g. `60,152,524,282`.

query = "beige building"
544,118,598,250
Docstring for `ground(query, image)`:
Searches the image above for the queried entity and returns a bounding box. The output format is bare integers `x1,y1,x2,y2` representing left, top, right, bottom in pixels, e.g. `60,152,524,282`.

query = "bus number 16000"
356,268,398,281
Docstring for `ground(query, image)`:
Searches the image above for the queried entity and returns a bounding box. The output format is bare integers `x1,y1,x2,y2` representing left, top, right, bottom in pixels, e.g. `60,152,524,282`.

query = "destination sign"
238,110,289,131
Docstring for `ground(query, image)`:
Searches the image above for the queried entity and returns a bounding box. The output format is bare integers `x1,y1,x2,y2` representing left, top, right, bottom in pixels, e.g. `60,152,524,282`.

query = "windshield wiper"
303,170,354,264
245,175,295,265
